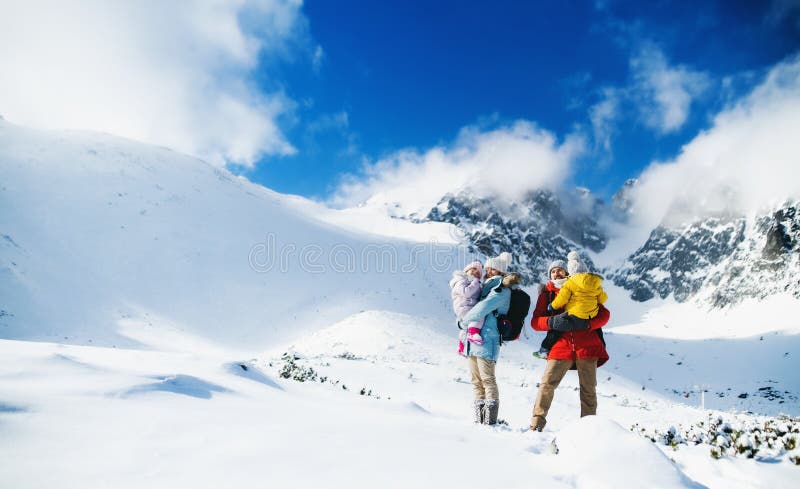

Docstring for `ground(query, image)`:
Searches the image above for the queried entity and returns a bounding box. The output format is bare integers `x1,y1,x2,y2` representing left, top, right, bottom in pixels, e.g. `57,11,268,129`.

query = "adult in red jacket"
529,259,610,432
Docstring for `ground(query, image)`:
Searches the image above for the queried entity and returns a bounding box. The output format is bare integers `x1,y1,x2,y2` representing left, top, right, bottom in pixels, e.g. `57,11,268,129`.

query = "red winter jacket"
531,281,610,367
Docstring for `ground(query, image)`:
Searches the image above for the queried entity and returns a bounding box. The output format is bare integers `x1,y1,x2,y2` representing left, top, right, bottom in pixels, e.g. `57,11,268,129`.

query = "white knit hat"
548,259,567,276
485,252,512,274
567,251,588,275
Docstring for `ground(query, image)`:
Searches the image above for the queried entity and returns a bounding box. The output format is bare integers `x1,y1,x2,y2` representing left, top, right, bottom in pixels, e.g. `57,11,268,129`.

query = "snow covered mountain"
425,188,607,285
0,118,457,348
609,201,800,306
413,183,800,308
1,119,798,488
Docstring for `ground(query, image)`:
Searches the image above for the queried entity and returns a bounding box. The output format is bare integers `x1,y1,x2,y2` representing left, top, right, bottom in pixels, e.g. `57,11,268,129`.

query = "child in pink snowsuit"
450,260,485,353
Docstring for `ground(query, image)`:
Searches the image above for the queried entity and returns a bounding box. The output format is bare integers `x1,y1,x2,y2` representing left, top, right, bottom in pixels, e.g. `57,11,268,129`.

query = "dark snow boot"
483,399,499,425
473,400,485,424
530,415,546,432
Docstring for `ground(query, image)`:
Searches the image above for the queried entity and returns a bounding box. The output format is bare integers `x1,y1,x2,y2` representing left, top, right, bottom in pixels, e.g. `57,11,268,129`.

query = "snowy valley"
1,118,798,489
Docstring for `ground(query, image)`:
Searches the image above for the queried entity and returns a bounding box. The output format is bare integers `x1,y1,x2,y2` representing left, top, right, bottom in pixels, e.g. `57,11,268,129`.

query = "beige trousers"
468,356,498,400
532,358,597,424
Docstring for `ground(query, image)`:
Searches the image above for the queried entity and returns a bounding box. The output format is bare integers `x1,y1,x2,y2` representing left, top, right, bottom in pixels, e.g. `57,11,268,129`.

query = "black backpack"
495,288,531,343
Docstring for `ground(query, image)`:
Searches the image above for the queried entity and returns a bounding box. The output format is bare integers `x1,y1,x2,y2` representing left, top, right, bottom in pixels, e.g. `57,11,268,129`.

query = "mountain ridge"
416,185,800,308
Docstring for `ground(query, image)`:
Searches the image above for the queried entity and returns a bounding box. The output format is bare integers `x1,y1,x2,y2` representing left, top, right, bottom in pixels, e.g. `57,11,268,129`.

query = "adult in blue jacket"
461,252,513,425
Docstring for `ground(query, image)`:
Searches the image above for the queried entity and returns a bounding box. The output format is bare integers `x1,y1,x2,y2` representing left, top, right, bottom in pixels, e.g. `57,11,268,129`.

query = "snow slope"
2,311,796,489
0,119,457,348
1,120,797,488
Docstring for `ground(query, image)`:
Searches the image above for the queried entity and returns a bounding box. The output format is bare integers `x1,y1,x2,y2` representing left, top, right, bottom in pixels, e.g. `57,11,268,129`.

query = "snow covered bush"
275,353,385,399
278,353,319,382
336,352,364,361
632,413,800,463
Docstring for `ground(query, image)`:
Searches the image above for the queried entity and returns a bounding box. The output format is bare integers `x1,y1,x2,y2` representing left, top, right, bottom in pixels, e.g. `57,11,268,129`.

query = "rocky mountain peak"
609,200,800,307
425,188,607,284
419,182,799,308
611,178,638,218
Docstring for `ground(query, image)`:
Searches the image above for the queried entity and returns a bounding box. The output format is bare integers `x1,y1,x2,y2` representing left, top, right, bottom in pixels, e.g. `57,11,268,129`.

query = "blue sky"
240,0,800,202
1,1,798,210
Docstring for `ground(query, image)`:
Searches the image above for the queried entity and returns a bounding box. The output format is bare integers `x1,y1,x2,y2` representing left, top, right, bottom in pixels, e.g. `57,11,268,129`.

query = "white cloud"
0,0,308,167
330,121,584,215
312,45,325,73
585,43,710,155
589,88,620,153
629,43,710,133
628,54,800,233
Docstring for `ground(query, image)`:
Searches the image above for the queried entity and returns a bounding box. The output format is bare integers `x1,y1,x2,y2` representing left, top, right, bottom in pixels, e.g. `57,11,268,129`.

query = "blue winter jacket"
461,275,511,362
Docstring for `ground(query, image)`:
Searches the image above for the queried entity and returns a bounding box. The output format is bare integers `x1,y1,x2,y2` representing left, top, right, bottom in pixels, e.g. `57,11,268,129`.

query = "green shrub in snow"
631,413,800,463
275,353,385,400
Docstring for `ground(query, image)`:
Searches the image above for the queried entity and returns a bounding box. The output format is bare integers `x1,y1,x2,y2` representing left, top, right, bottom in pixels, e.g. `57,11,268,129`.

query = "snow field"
0,328,675,488
2,307,798,488
1,119,798,488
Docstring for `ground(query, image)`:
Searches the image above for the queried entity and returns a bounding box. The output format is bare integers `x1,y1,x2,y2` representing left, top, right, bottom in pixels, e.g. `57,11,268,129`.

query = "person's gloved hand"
547,303,554,313
548,313,590,331
502,273,521,287
546,313,562,330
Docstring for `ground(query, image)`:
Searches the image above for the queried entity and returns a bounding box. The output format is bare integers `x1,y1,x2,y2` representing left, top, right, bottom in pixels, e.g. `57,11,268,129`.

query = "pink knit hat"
463,260,483,275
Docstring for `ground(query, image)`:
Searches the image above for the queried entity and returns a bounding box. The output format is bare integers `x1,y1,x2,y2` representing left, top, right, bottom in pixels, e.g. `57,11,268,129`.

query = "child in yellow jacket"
534,251,608,359
550,251,608,319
